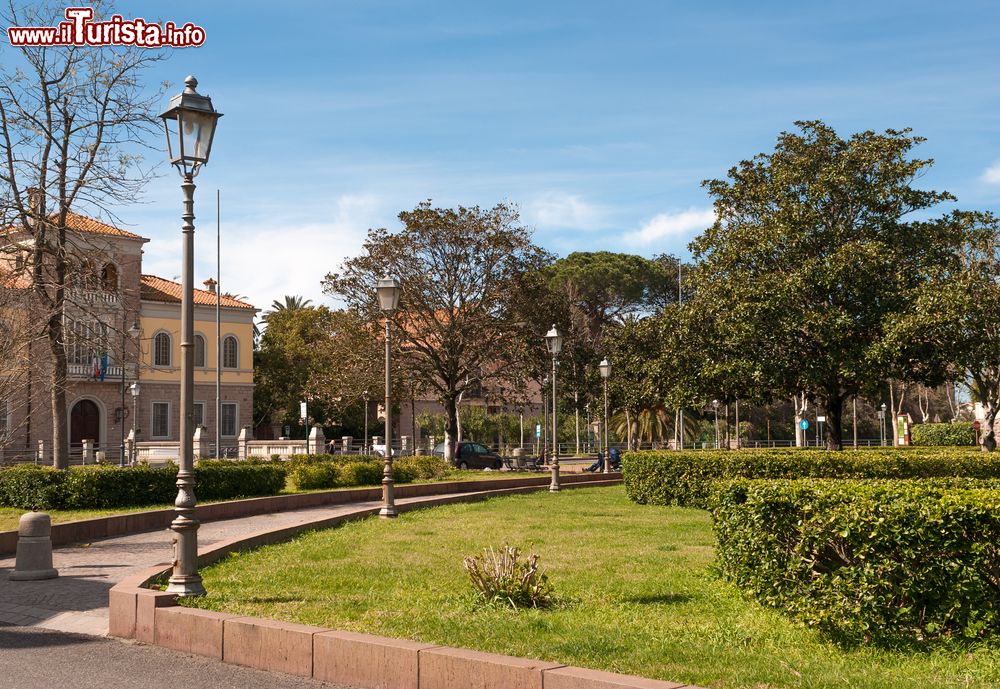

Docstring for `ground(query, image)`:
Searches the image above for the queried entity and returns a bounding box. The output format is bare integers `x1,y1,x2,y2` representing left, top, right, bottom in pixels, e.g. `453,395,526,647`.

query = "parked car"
433,441,504,470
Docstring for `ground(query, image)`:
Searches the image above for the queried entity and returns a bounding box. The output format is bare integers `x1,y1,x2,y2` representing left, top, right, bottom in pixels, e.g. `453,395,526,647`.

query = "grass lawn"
0,468,534,533
184,485,1000,689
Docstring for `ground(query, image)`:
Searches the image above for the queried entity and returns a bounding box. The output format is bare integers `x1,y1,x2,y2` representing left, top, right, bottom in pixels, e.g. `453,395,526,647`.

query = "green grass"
183,485,1000,689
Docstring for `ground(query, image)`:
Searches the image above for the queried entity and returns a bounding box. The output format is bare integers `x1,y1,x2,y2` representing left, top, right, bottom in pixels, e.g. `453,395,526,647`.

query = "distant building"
0,210,256,461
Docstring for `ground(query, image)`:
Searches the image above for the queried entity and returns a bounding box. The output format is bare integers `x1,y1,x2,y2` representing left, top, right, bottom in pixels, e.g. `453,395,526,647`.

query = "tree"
254,305,345,435
323,202,551,463
0,1,164,467
685,121,956,450
264,295,313,319
894,211,1000,450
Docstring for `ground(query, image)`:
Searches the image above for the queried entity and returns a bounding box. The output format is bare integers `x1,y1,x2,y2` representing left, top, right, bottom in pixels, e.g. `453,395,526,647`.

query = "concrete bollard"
10,512,58,581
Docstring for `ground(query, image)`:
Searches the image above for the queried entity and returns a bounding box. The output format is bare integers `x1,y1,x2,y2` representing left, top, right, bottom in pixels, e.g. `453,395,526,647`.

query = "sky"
18,1,1000,311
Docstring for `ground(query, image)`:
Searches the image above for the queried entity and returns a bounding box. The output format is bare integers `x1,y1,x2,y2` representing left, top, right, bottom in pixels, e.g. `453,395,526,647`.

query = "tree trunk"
48,310,69,469
444,395,459,463
793,394,807,447
822,392,844,451
889,381,906,446
973,375,999,452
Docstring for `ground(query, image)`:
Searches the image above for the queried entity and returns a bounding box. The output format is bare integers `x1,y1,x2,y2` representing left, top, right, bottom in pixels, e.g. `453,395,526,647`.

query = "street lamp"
377,276,401,518
159,75,221,597
599,358,611,473
712,400,720,449
545,325,563,492
879,402,887,447
129,381,140,464
119,317,140,466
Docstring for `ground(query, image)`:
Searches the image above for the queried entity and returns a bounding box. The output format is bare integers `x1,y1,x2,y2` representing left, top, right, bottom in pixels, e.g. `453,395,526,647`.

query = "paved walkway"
0,495,424,635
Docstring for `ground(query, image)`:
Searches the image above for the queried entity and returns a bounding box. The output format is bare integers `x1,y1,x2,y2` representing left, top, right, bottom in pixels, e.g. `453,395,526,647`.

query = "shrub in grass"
623,447,998,508
61,464,177,509
713,478,1000,646
911,422,976,446
394,455,449,480
337,460,384,486
463,544,553,609
288,462,340,490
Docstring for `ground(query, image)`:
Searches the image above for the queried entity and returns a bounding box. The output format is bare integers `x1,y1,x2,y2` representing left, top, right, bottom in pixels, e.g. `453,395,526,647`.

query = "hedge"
622,447,997,508
911,422,976,447
1,454,454,510
713,478,1000,646
0,460,285,510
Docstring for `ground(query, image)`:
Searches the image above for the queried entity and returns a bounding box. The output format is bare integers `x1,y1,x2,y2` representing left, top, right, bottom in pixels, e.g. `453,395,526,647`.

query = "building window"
151,402,170,439
222,336,238,369
220,402,238,438
193,402,205,429
194,334,206,368
66,320,109,367
153,332,171,367
101,263,118,292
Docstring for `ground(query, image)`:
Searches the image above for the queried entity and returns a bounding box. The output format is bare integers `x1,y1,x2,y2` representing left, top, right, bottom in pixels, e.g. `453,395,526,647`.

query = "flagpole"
216,189,222,458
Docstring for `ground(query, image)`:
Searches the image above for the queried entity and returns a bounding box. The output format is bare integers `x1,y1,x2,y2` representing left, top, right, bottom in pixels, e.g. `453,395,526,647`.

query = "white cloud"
142,194,387,313
525,192,605,230
982,162,1000,185
623,207,715,246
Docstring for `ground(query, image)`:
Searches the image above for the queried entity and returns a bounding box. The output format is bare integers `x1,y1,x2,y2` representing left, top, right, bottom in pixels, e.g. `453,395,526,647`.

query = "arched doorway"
70,399,101,447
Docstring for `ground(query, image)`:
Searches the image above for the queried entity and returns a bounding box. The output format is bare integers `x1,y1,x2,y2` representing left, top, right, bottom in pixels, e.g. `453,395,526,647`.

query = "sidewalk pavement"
0,495,402,635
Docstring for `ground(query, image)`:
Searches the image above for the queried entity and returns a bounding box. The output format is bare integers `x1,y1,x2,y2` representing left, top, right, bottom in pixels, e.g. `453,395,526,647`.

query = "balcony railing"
67,362,126,380
68,288,119,307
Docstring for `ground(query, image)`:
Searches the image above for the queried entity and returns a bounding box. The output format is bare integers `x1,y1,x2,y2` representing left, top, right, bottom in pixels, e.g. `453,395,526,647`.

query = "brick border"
0,472,616,555
108,478,701,689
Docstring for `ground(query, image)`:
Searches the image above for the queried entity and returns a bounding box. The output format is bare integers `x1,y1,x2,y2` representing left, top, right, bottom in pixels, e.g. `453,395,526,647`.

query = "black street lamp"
159,75,221,597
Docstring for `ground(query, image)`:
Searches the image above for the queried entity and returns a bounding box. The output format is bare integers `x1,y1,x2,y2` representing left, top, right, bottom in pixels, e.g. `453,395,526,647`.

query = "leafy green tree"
323,202,551,463
893,211,1000,450
685,121,957,449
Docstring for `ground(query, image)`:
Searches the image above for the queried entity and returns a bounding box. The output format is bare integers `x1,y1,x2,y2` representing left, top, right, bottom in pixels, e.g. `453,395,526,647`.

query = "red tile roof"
141,275,256,310
60,210,146,240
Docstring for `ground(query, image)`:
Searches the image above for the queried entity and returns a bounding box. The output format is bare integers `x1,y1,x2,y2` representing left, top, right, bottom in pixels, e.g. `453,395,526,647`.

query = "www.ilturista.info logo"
7,7,205,47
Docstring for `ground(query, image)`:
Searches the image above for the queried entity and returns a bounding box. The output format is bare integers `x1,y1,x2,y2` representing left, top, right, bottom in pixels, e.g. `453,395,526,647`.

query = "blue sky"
57,2,1000,308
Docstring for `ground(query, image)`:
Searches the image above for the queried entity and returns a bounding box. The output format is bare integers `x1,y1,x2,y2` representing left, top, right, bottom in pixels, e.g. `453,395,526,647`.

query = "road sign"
535,424,541,438
799,419,809,430
817,415,826,423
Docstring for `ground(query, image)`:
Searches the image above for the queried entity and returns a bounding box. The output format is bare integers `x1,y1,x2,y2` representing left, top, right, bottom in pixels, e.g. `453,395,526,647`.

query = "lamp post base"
166,575,206,597
549,462,561,492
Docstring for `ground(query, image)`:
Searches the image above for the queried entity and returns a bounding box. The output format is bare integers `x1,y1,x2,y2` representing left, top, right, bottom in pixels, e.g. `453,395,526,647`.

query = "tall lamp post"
119,317,140,466
160,75,221,597
879,402,887,447
377,276,401,518
545,325,563,492
599,358,611,473
129,382,140,464
712,399,720,449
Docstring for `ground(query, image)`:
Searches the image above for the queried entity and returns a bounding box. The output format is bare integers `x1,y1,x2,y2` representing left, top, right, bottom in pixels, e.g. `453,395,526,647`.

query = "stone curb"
0,472,618,555
107,477,701,688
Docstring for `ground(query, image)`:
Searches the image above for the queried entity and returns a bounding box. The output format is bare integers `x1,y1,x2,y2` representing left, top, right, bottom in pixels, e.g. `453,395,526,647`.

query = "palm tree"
269,295,312,314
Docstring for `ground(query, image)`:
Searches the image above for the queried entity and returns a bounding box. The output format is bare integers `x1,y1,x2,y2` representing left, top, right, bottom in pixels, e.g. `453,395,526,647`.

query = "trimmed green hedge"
622,448,997,508
0,461,285,510
713,478,1000,646
286,454,449,491
911,422,976,446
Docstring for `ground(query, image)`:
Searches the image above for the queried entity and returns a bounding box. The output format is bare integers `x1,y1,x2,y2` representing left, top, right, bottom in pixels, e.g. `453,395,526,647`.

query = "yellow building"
137,275,256,450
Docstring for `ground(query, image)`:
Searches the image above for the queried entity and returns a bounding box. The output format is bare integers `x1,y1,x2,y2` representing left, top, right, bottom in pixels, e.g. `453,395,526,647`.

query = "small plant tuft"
463,544,553,609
